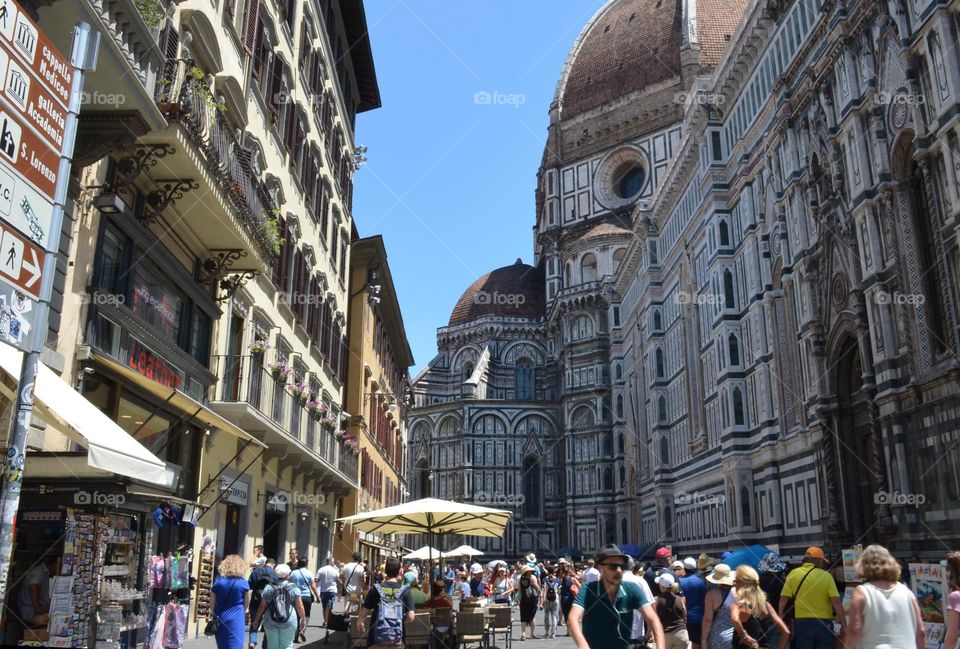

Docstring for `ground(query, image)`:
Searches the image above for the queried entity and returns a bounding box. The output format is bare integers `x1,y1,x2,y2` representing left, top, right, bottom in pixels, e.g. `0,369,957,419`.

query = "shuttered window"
242,0,261,55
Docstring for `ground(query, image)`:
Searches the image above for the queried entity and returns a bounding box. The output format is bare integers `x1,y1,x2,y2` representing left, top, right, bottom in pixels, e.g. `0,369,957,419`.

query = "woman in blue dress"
210,555,251,649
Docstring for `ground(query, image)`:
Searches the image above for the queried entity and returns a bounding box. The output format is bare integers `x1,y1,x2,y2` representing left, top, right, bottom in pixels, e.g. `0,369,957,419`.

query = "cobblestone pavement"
181,600,579,649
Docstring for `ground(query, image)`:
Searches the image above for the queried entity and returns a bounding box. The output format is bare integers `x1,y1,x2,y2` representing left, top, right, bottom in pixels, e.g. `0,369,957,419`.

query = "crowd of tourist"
203,543,960,649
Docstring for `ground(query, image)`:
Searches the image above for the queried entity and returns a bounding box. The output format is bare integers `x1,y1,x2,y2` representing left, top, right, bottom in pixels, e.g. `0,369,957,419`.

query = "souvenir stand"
192,536,215,624
908,562,949,649
840,545,863,611
29,507,151,649
144,502,198,649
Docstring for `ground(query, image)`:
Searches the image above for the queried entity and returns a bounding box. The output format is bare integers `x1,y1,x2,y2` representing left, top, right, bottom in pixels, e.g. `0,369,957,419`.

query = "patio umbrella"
337,497,512,567
443,544,484,558
723,544,776,570
404,546,443,560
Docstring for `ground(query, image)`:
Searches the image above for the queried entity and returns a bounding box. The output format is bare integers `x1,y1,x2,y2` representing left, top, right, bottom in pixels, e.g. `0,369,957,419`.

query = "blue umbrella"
723,544,776,570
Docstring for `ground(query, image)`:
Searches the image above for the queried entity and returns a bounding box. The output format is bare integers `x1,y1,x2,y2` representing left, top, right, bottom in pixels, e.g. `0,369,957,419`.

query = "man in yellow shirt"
778,547,847,649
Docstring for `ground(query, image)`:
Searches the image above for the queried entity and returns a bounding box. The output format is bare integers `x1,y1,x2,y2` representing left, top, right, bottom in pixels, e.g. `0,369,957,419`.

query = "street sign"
0,157,55,249
0,0,72,108
0,46,67,151
0,103,59,200
0,216,42,299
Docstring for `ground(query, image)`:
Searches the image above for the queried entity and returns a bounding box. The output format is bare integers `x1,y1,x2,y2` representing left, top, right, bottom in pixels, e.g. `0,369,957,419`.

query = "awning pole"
196,440,254,501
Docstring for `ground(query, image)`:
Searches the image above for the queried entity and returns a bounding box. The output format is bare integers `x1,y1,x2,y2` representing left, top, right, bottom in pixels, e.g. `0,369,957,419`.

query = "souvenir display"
193,536,215,622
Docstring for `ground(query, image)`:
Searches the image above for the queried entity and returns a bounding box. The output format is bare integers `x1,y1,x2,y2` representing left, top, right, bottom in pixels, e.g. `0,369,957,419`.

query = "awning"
0,343,173,487
90,351,266,449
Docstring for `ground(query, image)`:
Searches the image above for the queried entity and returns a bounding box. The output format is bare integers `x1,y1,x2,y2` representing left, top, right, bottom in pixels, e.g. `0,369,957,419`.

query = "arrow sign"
0,215,43,299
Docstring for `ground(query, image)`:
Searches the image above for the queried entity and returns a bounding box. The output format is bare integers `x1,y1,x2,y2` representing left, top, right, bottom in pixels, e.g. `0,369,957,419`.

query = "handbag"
203,616,220,636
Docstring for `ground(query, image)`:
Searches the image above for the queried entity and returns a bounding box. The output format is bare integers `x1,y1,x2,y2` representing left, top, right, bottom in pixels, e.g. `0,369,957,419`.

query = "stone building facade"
409,0,960,559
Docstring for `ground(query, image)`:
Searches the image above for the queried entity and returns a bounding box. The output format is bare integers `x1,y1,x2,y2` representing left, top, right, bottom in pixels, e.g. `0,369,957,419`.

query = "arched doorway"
832,335,875,543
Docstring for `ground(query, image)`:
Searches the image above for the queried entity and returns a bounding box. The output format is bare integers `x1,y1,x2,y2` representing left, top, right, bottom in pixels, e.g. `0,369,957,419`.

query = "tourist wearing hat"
702,563,737,649
680,556,708,646
468,563,486,598
654,572,690,649
778,547,846,649
518,565,541,640
568,544,666,649
645,547,676,594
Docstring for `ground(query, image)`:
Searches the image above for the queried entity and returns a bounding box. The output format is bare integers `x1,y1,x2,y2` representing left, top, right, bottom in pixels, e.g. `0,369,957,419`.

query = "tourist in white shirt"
338,551,367,603
623,562,656,645
582,559,601,584
315,557,340,627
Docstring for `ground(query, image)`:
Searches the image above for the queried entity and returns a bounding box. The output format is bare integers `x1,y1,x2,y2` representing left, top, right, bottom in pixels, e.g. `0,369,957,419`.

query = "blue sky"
352,1,608,375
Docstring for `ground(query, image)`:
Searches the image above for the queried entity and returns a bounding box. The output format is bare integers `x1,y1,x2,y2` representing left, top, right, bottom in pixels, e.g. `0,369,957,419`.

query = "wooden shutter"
269,57,284,121
272,217,289,287
242,0,261,55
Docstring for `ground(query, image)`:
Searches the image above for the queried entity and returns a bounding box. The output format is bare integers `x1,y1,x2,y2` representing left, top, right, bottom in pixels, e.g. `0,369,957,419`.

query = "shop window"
97,226,128,295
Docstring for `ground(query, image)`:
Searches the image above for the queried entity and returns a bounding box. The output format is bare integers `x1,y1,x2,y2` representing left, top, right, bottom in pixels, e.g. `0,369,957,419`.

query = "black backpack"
546,579,557,601
268,582,296,623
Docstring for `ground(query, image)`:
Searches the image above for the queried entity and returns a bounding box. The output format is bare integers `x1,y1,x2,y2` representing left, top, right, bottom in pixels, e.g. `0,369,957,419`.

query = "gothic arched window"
572,406,595,429
653,309,662,331
740,486,751,527
571,315,594,341
724,270,736,309
658,396,667,423
660,435,669,465
581,253,598,283
616,395,624,419
719,220,730,247
522,456,541,519
729,333,740,366
733,387,745,426
655,348,665,378
515,359,534,400
603,467,614,491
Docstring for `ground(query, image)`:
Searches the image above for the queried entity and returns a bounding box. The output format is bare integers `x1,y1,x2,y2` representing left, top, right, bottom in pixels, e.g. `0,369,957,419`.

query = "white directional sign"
0,158,53,248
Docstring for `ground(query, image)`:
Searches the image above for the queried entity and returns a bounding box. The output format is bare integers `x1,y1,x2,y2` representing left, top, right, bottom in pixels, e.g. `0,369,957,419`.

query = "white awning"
0,342,174,487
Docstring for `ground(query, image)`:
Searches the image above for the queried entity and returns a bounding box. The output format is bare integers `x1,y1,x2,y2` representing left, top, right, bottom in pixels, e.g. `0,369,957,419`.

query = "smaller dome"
449,260,545,326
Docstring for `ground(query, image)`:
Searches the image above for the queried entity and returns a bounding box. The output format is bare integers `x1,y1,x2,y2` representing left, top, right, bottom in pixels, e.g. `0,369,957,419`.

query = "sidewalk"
183,605,351,649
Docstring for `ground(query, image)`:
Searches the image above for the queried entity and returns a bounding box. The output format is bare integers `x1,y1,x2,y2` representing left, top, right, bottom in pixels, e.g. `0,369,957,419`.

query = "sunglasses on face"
601,562,626,571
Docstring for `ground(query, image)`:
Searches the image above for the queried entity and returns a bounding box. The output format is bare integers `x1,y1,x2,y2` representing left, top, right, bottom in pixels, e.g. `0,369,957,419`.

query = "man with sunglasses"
569,545,666,649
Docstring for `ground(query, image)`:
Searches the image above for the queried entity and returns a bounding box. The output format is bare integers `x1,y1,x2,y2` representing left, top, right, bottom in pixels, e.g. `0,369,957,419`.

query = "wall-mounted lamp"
94,192,125,214
299,510,310,523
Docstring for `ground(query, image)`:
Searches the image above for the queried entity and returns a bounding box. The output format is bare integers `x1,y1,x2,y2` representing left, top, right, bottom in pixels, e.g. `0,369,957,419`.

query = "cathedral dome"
448,260,545,326
555,0,748,119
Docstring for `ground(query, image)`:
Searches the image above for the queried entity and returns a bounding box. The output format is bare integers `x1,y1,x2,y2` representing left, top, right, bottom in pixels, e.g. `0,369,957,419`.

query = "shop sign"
219,478,248,506
126,337,184,390
266,490,287,513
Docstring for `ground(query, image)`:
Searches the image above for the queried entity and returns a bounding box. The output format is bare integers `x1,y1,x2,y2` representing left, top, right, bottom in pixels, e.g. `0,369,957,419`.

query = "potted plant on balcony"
248,338,270,355
288,381,309,405
265,211,283,255
226,183,246,202
268,359,291,382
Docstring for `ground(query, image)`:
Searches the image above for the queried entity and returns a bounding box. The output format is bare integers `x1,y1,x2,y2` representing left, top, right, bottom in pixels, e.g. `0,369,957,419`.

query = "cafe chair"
456,610,488,649
487,605,512,649
431,608,454,649
405,611,432,648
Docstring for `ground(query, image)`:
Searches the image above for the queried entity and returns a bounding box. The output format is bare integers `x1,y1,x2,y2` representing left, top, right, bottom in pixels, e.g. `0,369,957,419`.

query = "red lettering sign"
126,338,184,390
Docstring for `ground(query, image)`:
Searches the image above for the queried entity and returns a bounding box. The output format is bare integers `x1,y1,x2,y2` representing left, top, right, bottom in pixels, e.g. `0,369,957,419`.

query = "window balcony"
146,60,278,266
210,354,357,488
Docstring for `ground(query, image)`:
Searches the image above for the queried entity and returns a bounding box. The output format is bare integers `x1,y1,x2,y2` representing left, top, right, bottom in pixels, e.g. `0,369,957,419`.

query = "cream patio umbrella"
403,545,444,561
443,544,484,558
337,497,511,569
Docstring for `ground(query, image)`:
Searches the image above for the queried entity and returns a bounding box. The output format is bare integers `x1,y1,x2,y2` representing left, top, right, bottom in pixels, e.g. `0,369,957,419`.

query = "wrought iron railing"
212,354,359,483
155,60,277,262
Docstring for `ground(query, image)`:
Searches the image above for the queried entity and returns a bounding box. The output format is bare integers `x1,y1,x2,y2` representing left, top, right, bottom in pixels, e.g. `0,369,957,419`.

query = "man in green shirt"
778,546,847,649
568,545,665,649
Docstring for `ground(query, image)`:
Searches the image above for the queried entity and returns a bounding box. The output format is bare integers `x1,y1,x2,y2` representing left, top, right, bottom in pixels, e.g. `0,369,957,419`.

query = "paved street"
182,600,579,649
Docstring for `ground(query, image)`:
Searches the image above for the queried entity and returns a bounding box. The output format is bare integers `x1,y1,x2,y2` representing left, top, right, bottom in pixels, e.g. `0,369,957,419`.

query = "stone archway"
830,334,876,544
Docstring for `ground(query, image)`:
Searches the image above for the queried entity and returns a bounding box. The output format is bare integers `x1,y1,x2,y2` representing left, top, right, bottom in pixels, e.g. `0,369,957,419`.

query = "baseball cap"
670,560,684,571
274,564,291,579
655,547,671,560
470,563,483,574
805,547,826,560
656,572,676,588
683,557,697,571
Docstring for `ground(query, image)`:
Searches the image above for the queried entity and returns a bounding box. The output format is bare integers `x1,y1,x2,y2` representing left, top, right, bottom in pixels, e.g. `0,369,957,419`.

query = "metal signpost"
0,1,99,609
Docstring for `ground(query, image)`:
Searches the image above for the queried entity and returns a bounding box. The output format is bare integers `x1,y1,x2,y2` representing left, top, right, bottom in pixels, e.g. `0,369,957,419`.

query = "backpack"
373,583,409,646
268,582,296,623
546,579,557,601
521,577,539,602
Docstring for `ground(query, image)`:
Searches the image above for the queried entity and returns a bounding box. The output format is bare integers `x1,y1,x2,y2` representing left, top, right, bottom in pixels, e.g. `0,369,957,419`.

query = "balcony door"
224,315,245,401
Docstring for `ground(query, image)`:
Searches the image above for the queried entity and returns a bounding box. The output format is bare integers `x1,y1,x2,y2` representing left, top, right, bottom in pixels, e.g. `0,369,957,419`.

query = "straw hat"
706,563,735,586
521,565,535,574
